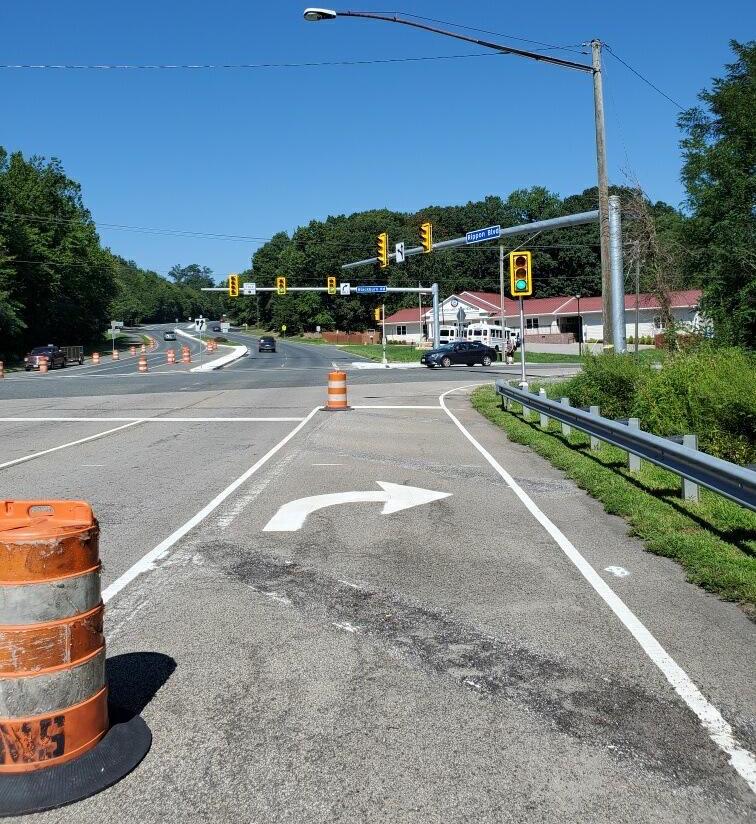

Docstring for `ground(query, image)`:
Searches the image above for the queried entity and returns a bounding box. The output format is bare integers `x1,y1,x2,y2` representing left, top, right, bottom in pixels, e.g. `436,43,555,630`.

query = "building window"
395,325,407,336
526,318,539,330
653,316,665,331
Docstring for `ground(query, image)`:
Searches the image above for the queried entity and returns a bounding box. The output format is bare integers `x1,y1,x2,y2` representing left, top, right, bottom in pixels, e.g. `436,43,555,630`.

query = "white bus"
465,322,519,352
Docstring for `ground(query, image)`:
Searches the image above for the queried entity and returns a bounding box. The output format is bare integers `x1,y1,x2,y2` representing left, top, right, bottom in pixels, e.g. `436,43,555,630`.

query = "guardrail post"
628,418,641,471
589,406,601,450
539,388,549,430
560,398,571,437
683,434,700,503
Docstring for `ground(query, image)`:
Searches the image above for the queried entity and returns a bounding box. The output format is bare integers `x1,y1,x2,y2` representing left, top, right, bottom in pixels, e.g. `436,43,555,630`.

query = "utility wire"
0,52,501,70
604,45,684,109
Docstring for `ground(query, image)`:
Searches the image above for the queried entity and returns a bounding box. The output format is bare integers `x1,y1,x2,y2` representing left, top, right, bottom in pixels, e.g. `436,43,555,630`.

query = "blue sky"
2,0,752,280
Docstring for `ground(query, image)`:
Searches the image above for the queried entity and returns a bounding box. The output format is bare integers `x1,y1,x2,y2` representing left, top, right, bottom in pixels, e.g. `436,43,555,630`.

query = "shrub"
213,336,228,343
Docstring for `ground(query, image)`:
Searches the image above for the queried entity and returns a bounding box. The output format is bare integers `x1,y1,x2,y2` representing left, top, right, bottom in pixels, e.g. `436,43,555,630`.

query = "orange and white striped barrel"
166,349,176,365
181,348,191,364
0,361,4,379
111,350,119,361
324,370,350,411
129,345,136,357
92,352,100,365
38,357,48,374
0,500,106,772
140,344,146,354
137,355,148,373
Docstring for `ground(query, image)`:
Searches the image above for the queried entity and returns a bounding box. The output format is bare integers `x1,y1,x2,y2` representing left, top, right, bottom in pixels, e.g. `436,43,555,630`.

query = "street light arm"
333,10,593,73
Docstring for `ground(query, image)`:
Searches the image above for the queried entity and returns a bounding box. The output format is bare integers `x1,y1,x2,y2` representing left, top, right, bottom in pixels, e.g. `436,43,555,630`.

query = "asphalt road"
1,327,754,823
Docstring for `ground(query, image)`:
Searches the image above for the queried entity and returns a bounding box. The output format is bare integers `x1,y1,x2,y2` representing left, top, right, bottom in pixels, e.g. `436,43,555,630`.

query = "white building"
384,289,703,345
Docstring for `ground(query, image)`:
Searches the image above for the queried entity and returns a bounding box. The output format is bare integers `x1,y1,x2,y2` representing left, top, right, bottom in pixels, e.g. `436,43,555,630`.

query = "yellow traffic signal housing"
327,276,337,295
420,221,433,253
509,251,533,297
373,307,383,322
377,232,389,269
276,276,287,296
228,274,239,297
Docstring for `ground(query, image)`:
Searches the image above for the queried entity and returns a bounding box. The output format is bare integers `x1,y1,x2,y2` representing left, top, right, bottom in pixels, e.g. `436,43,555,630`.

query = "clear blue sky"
2,1,752,280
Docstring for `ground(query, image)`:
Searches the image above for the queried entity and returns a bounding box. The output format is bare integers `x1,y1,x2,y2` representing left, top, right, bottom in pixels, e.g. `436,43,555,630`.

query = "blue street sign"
355,285,388,294
465,225,501,245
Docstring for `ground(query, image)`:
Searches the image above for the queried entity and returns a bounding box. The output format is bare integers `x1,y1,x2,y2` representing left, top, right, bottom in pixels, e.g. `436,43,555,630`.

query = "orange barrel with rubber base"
129,345,136,356
324,370,350,411
111,350,119,361
166,349,176,365
137,355,148,373
38,357,48,375
91,352,100,365
181,347,191,364
0,501,151,816
0,362,4,379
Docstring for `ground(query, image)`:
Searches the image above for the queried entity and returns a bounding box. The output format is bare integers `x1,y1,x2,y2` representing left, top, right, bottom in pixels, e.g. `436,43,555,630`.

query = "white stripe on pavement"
0,421,144,471
439,384,756,794
0,417,304,423
101,407,321,604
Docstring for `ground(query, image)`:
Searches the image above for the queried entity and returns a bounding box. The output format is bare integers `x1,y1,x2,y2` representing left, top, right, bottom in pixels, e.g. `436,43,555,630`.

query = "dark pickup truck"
24,345,84,370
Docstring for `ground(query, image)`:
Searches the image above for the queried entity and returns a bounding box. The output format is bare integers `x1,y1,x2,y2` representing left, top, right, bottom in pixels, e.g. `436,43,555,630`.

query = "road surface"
1,326,753,823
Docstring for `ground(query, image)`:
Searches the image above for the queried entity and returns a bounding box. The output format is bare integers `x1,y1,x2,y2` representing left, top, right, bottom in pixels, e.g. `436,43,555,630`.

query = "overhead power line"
604,46,685,110
0,52,501,70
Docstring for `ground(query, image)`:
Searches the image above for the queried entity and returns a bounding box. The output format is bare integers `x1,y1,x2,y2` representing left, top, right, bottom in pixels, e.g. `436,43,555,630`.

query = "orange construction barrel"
324,370,350,411
92,352,100,365
0,500,151,815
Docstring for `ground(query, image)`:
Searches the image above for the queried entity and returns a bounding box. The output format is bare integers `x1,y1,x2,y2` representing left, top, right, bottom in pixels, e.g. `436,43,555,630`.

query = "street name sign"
355,285,388,294
242,282,256,296
465,225,501,245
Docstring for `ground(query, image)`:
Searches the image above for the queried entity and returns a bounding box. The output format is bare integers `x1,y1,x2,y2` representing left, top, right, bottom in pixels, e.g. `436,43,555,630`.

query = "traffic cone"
324,370,350,411
0,500,151,815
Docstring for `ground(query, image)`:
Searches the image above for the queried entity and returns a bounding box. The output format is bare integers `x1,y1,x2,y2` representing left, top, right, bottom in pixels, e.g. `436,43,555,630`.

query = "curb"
174,328,247,372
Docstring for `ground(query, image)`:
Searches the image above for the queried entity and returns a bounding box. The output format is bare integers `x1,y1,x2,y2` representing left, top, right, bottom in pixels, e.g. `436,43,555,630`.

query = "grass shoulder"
471,385,756,615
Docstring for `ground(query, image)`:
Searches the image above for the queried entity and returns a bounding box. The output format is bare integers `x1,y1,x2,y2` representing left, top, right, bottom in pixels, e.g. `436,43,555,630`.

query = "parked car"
24,345,68,370
163,331,176,341
258,336,276,353
421,341,496,368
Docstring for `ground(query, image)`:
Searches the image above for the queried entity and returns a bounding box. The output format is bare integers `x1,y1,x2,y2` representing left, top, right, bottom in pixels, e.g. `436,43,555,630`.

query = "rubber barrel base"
0,705,151,817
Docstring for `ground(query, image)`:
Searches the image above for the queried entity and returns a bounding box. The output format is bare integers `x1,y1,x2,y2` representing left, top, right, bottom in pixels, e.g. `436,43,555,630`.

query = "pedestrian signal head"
509,251,532,297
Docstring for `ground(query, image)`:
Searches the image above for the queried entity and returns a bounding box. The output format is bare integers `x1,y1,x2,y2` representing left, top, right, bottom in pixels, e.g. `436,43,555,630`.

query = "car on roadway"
421,340,496,368
163,331,176,341
211,325,221,332
24,345,68,370
258,336,276,353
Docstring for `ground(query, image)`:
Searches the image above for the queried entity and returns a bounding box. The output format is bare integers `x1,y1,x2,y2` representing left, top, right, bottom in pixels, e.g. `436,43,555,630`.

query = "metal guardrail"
495,379,756,512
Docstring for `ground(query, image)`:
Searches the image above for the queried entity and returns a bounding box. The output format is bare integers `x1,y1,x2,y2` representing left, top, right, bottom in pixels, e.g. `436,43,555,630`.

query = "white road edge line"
0,421,144,472
101,407,321,605
351,405,444,410
439,384,756,794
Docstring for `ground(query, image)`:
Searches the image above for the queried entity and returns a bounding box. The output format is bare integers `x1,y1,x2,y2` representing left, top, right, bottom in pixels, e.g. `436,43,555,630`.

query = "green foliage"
679,41,756,348
472,387,756,610
552,349,756,463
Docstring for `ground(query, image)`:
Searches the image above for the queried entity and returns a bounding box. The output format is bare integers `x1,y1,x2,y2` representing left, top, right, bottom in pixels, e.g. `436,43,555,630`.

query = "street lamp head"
575,293,581,300
303,7,337,21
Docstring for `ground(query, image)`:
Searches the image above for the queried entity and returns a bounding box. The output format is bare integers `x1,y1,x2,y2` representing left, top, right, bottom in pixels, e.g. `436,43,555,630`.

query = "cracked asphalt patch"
204,542,746,804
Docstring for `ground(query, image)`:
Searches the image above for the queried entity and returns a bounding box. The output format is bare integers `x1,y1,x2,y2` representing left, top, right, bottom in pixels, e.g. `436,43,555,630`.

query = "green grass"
339,344,422,363
471,386,756,614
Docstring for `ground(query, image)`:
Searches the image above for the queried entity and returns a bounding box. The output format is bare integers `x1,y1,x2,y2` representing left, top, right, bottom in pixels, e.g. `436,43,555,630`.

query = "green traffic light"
516,279,527,290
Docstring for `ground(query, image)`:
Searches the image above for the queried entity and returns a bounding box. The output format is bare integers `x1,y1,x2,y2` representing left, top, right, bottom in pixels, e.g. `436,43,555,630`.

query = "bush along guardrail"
495,379,756,512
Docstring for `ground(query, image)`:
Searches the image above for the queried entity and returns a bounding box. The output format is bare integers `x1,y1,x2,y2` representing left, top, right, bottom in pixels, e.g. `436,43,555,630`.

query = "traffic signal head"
276,276,287,295
420,221,433,254
374,307,382,322
509,251,533,297
327,276,337,295
228,274,239,297
377,232,389,269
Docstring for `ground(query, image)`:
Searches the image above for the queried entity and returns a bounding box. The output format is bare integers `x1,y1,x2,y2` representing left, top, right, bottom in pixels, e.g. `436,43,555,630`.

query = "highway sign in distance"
242,282,256,296
340,283,351,296
355,285,388,294
465,225,501,245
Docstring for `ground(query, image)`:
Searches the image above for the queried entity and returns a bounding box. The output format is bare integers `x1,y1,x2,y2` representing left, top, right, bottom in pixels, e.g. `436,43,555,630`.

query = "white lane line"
439,385,756,793
101,407,321,605
352,405,443,410
0,417,304,423
0,421,144,472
